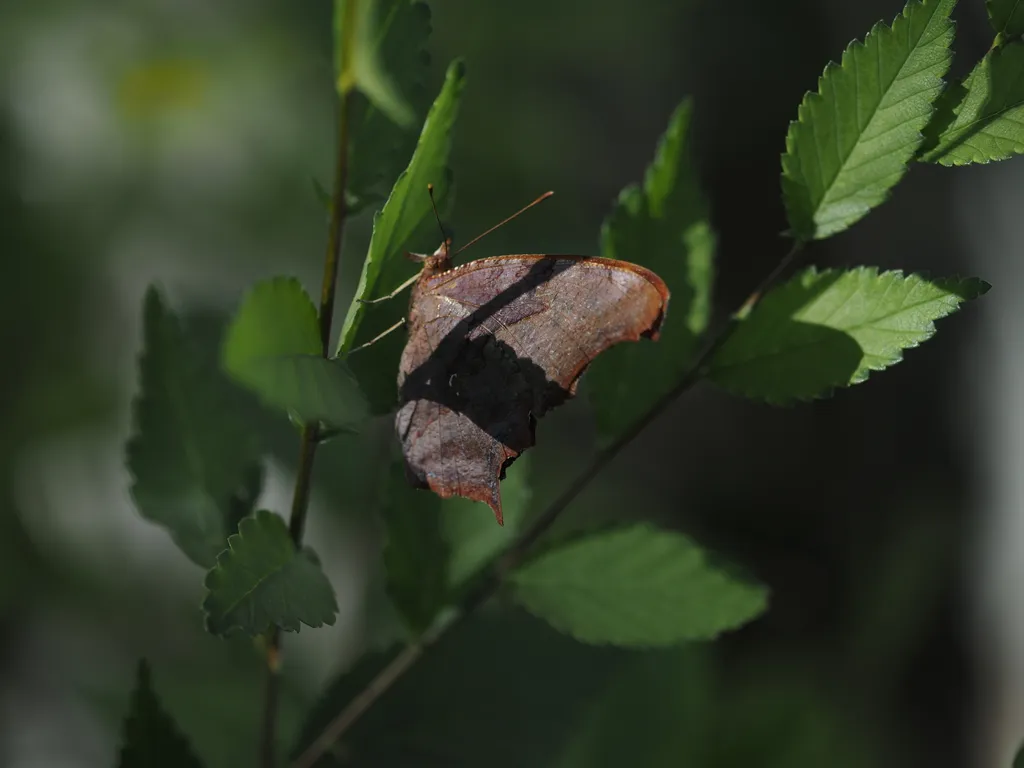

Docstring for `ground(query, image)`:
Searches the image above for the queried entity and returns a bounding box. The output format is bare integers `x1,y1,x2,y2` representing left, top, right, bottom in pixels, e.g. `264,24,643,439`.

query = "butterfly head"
406,237,453,279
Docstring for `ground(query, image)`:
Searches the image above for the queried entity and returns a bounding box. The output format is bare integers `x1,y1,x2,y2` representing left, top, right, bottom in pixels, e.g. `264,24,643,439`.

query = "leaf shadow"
712,271,867,404
917,41,1021,162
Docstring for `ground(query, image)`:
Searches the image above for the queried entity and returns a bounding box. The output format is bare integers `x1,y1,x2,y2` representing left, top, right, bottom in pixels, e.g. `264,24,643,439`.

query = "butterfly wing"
396,254,670,523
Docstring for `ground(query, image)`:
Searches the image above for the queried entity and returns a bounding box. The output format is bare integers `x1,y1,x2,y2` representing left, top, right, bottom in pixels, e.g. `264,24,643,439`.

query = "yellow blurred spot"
116,58,207,120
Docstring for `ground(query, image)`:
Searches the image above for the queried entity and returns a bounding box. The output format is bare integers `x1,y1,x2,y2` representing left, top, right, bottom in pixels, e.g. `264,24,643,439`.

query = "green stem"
259,41,355,768
290,239,808,768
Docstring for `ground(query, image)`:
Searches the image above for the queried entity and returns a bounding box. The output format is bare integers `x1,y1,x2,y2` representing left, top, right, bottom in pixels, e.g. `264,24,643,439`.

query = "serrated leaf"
345,0,433,201
223,278,368,427
337,59,466,356
379,453,450,636
508,524,768,646
781,0,955,240
588,99,715,442
335,0,414,127
919,41,1024,165
988,0,1024,38
291,611,621,768
126,287,263,568
708,268,989,403
117,660,204,768
443,454,532,588
203,510,338,636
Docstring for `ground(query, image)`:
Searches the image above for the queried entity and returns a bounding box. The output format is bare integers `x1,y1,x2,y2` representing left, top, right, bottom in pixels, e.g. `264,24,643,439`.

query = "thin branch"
291,643,425,768
259,17,357,766
291,238,808,767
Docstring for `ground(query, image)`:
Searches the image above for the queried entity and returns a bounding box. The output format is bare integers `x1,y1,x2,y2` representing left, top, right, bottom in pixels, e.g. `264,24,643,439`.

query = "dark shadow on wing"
397,258,581,480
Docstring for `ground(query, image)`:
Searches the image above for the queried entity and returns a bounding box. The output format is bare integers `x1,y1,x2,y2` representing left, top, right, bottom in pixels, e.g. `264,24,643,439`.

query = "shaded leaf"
781,0,955,240
1014,741,1024,768
203,510,338,636
291,610,623,768
337,59,466,355
127,287,263,568
223,278,367,426
711,662,876,768
988,0,1024,38
379,452,450,635
708,268,990,404
117,660,204,768
588,99,715,442
335,0,414,127
919,40,1024,165
554,648,714,768
508,524,767,646
443,454,532,588
345,0,433,201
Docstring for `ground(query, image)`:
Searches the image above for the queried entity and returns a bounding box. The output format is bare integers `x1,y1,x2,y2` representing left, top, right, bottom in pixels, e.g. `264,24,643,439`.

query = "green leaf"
126,287,263,568
346,0,433,201
554,648,714,768
707,267,990,404
379,453,450,635
588,99,715,442
443,454,532,588
223,278,368,426
337,58,466,355
117,660,204,768
710,662,876,768
919,40,1024,165
508,524,768,647
988,0,1024,39
781,0,955,240
203,510,338,636
1014,741,1024,768
291,611,622,768
335,0,414,127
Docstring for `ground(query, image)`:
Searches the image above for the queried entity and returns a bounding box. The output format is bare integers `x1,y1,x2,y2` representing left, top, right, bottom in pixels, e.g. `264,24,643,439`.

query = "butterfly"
364,189,670,524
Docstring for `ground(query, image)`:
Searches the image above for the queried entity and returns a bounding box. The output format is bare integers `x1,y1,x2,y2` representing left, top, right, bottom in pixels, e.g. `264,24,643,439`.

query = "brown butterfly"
368,190,670,524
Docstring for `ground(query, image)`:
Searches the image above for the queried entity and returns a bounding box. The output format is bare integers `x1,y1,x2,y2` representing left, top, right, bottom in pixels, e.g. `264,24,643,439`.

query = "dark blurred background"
1,0,1019,766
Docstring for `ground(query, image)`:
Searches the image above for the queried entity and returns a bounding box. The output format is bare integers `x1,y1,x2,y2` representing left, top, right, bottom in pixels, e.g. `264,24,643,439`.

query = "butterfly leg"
347,317,407,354
356,273,419,305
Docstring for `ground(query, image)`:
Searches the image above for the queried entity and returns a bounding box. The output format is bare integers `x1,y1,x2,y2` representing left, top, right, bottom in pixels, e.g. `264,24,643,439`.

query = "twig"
259,10,356,764
291,238,807,767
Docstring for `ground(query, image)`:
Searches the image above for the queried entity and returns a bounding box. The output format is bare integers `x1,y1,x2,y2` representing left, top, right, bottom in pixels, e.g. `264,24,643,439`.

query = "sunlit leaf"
117,660,204,768
588,99,715,442
127,287,263,568
782,0,955,240
708,268,989,403
337,59,466,356
919,40,1024,165
508,524,767,646
223,278,367,427
203,510,338,636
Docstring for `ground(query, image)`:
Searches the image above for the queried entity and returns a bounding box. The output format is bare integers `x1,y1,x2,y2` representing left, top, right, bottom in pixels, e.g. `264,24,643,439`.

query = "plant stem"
291,239,807,768
258,61,355,768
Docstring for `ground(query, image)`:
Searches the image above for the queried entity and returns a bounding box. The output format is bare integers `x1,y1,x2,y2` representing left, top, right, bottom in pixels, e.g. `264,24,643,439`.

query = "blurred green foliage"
0,0,1004,766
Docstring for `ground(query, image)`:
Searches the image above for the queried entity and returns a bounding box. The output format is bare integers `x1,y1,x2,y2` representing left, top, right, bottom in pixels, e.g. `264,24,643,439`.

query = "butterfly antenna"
453,190,555,256
427,184,448,244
